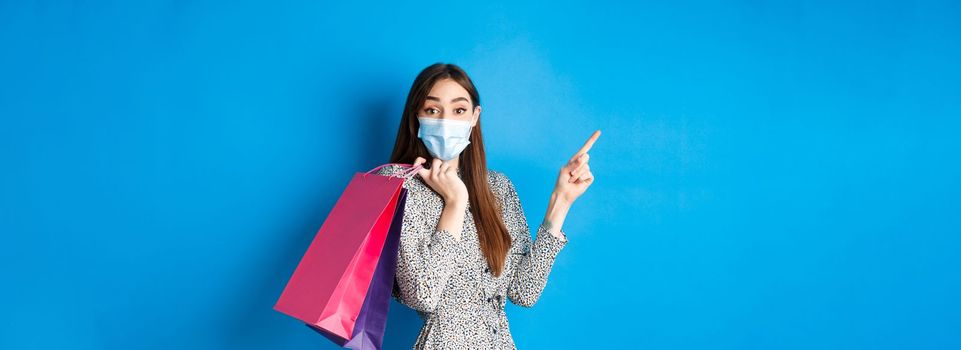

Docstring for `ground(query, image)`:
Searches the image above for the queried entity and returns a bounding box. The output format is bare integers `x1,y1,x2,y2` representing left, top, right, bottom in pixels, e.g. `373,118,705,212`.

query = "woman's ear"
472,105,481,127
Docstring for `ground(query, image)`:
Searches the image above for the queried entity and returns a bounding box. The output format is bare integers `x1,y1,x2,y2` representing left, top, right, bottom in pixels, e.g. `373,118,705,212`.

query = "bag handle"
364,163,423,180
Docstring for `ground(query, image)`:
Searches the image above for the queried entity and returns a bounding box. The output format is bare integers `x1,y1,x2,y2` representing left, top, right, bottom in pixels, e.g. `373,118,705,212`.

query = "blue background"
2,1,959,349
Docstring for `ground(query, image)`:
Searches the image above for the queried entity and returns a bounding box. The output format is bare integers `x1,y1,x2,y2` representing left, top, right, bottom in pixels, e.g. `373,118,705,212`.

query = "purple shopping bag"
307,185,407,350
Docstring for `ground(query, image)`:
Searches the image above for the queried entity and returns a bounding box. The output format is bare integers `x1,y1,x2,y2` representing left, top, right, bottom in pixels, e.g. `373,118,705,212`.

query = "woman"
375,63,599,349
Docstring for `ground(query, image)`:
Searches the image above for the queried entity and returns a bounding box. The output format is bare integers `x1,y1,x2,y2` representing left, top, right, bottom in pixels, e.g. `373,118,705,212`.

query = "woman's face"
419,78,481,126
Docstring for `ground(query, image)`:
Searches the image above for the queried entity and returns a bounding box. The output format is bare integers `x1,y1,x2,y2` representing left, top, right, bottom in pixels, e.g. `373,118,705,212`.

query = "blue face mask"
417,116,475,161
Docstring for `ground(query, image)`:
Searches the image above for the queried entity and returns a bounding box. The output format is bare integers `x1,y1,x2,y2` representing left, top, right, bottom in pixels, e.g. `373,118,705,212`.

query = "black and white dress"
375,164,569,349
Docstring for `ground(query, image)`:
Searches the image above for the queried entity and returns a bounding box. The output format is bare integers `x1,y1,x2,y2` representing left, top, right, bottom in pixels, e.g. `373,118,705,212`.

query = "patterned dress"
374,164,569,349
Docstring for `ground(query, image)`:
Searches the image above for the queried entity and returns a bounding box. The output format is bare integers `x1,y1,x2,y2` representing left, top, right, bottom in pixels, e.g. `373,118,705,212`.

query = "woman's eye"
424,108,438,115
455,108,466,114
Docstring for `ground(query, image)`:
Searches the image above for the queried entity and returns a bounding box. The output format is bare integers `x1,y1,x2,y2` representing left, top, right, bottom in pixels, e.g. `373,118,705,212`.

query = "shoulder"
373,164,407,177
372,164,423,190
486,168,518,198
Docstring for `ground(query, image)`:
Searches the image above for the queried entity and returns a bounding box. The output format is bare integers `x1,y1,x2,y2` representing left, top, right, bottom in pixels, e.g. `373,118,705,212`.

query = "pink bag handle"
364,162,423,180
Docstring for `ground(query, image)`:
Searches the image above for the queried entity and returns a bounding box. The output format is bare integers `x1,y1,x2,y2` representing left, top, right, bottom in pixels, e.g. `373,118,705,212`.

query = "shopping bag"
274,163,421,340
307,187,407,350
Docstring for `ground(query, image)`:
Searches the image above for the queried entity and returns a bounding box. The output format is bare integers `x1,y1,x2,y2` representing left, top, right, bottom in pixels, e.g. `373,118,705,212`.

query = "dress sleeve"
388,173,469,313
500,173,568,308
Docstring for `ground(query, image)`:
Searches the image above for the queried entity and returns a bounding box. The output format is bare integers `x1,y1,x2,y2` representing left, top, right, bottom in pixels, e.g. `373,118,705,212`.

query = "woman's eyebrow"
426,96,470,103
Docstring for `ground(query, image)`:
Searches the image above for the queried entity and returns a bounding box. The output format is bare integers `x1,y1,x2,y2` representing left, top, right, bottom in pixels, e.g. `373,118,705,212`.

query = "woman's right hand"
414,157,468,206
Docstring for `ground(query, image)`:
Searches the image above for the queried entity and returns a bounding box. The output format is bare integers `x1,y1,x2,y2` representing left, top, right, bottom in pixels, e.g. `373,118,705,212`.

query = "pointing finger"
570,130,601,162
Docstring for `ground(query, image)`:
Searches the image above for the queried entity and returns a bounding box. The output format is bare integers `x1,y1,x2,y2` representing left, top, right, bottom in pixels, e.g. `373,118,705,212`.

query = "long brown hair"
388,63,512,277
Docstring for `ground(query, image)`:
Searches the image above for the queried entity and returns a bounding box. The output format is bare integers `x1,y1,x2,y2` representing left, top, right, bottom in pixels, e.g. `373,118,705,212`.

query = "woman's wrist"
543,192,571,239
444,196,468,209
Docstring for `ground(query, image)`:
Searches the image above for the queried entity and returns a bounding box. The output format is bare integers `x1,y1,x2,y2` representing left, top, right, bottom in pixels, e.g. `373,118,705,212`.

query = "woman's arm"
381,166,468,314
506,130,601,307
394,157,471,312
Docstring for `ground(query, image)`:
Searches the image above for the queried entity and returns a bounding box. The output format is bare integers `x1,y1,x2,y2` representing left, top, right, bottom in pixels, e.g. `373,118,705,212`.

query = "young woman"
375,63,599,349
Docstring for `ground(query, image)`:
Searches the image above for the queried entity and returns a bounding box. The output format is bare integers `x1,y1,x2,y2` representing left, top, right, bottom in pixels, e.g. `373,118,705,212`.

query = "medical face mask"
417,116,475,161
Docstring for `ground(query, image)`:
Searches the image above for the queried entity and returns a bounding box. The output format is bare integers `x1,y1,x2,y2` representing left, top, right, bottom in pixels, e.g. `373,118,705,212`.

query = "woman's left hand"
554,130,601,205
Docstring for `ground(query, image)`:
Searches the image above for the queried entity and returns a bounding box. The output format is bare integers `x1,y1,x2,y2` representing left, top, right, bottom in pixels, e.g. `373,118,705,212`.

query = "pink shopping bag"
274,163,421,340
